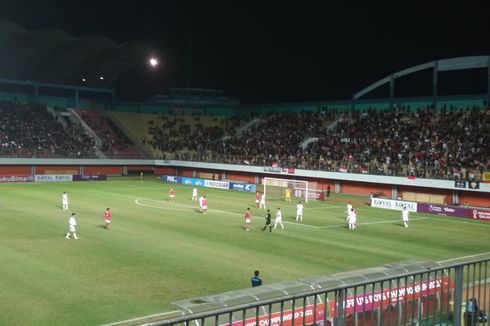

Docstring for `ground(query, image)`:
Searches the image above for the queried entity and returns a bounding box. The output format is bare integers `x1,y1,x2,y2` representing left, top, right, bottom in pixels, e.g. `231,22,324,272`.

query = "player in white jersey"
346,201,352,221
62,191,69,211
65,213,79,239
259,193,266,209
401,207,410,228
348,208,357,230
198,195,204,212
192,187,198,201
274,208,284,229
296,201,304,221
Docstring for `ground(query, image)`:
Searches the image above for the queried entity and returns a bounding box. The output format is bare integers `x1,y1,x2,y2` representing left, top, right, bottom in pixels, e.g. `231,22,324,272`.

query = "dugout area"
167,259,453,326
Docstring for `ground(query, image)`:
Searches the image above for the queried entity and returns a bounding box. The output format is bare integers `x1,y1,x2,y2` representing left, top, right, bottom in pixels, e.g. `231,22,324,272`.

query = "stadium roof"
0,19,155,88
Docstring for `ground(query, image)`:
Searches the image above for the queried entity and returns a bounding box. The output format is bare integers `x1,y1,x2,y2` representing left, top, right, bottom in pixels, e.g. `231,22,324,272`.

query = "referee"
262,209,272,232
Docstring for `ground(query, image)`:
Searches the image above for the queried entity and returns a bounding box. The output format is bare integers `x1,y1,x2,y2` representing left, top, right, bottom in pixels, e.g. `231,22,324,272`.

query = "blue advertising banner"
181,177,205,187
229,182,256,193
162,175,182,184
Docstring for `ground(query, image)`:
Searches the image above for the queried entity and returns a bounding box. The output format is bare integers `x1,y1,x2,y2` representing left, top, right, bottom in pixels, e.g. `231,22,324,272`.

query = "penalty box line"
135,197,320,229
89,190,319,228
317,217,428,229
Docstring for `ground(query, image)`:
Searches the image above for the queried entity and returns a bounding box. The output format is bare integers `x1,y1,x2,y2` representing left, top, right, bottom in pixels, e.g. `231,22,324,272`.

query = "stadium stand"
78,109,144,158
306,105,489,179
0,100,96,158
136,105,488,180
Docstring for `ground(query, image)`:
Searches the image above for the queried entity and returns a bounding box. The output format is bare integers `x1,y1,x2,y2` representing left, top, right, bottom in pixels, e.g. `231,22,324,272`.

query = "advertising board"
34,175,73,182
370,198,417,212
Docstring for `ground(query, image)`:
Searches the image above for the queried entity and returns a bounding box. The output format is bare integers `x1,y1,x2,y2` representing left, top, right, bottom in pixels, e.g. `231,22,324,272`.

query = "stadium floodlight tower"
263,177,309,203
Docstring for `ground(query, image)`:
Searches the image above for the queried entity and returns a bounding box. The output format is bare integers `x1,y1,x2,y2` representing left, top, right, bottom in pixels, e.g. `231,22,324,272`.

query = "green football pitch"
0,176,488,325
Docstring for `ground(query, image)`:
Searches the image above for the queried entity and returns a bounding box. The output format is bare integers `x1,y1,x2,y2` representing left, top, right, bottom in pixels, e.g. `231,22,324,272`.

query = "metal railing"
139,255,489,326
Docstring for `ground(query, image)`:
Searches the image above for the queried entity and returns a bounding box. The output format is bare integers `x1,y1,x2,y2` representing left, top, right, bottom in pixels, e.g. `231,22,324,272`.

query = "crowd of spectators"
146,105,489,180
79,110,142,158
0,101,96,158
146,113,247,156
305,106,489,179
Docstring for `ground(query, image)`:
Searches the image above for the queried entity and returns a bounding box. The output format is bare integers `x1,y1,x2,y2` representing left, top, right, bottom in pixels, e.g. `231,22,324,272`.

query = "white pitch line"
317,217,428,229
135,197,320,228
437,252,490,263
135,198,192,212
99,310,182,326
418,215,490,227
307,205,342,210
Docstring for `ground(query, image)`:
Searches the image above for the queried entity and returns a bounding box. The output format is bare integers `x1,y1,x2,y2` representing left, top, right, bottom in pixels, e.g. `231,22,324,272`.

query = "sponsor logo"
429,205,442,212
35,175,73,182
181,177,205,187
162,175,182,184
472,209,490,220
263,166,295,174
204,180,229,189
0,175,33,183
371,198,417,212
454,180,466,188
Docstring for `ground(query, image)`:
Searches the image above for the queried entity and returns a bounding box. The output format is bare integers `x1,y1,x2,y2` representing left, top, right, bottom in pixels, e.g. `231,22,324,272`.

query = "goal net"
263,177,316,203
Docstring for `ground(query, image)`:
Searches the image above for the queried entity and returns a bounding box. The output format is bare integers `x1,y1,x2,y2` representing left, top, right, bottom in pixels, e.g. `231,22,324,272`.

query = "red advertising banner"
328,276,453,317
220,304,328,326
468,208,490,221
0,175,33,183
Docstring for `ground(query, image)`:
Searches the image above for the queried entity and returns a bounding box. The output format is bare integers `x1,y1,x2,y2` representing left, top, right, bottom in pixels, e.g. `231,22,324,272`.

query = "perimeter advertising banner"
370,198,418,212
0,175,33,183
469,209,490,221
35,175,73,182
72,174,107,181
229,182,257,193
328,276,453,317
162,175,182,184
204,179,230,190
219,304,328,326
181,177,205,187
417,203,467,218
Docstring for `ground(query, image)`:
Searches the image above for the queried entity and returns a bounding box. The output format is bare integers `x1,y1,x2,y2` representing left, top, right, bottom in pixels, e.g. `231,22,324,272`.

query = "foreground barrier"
135,254,489,326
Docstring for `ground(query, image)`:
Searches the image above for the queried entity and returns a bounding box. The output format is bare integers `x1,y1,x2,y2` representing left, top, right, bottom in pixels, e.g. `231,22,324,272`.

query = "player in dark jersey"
262,209,272,232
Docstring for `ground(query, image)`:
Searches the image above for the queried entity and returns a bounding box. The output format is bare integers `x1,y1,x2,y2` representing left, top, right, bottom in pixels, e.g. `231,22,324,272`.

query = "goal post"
263,177,310,203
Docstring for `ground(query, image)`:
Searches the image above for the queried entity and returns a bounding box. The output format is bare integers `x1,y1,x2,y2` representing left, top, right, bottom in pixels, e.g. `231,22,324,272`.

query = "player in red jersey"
255,192,261,207
244,207,251,231
104,208,112,230
168,188,175,203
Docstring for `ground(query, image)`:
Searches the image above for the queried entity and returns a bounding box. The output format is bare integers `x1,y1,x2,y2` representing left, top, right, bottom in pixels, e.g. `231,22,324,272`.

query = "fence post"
453,265,464,326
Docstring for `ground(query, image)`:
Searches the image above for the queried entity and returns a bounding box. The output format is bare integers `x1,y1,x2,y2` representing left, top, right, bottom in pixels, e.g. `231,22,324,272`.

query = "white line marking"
307,205,342,210
437,252,490,263
317,217,428,229
419,215,490,227
134,198,320,228
135,198,192,212
99,310,182,326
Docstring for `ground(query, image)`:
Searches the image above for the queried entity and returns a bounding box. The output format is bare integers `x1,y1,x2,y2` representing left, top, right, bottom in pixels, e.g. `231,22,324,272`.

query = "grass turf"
0,176,488,325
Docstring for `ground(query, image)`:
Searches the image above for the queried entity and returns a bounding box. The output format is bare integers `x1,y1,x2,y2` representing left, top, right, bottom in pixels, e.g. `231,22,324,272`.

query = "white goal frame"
263,177,309,203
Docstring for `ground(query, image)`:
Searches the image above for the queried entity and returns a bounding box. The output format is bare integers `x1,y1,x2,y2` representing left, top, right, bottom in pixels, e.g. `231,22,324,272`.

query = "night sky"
0,1,489,103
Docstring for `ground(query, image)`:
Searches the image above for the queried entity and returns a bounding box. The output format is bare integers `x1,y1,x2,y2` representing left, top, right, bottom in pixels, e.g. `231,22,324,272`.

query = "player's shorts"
105,219,111,224
255,199,259,203
245,218,251,223
169,195,175,198
69,226,76,232
202,206,207,210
